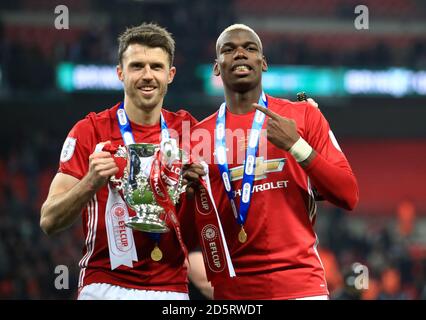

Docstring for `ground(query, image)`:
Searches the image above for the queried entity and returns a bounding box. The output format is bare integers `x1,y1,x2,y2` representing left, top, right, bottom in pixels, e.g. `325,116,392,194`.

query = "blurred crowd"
0,0,426,94
316,203,426,300
0,130,82,299
0,0,236,94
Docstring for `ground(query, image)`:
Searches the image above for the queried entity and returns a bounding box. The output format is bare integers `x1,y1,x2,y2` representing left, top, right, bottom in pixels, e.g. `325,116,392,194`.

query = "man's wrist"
288,137,313,163
82,173,104,194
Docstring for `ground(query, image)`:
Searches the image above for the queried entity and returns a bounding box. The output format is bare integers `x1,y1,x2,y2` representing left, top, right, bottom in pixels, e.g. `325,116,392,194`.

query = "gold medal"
151,245,163,262
238,226,247,243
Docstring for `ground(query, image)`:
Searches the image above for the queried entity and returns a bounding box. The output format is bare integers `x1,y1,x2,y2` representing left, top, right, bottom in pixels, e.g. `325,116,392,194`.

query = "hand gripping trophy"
111,138,187,234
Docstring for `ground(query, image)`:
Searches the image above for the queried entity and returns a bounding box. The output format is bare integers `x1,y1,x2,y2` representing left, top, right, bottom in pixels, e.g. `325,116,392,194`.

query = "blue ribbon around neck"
215,92,268,227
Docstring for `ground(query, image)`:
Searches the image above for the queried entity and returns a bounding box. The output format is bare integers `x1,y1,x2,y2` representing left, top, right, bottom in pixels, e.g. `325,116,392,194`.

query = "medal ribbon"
215,92,268,227
149,151,187,259
194,161,235,284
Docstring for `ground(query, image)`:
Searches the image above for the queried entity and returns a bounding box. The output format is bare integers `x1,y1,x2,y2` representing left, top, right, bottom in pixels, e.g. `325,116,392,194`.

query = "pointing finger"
252,103,280,120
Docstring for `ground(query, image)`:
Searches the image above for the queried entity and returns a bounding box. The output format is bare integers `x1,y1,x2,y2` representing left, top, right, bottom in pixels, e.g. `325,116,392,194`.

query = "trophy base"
125,216,170,233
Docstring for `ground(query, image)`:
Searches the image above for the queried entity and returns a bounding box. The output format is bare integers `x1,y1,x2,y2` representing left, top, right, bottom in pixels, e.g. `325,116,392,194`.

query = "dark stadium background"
0,0,425,299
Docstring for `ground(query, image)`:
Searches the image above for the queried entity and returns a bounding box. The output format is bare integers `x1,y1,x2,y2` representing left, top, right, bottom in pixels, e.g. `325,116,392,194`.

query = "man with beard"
40,23,200,300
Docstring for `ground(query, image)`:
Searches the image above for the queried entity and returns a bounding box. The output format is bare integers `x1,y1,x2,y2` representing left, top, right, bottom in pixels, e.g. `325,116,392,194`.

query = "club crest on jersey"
60,137,76,162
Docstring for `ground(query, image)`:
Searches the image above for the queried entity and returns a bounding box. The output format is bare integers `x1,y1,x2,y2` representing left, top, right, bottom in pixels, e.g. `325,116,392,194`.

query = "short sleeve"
58,118,97,180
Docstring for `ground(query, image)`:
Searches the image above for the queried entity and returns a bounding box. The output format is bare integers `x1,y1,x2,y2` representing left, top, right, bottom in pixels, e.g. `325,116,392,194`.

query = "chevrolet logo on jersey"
229,157,286,181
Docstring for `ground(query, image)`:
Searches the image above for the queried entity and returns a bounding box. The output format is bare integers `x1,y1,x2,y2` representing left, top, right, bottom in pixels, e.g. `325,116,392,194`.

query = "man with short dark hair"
190,24,359,300
40,23,198,300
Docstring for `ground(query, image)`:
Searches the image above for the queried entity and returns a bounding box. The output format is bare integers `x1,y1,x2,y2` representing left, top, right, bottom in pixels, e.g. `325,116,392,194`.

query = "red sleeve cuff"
58,168,84,181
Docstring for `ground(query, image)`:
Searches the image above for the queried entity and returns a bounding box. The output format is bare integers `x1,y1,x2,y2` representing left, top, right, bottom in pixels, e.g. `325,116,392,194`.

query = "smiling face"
117,43,176,112
214,28,267,93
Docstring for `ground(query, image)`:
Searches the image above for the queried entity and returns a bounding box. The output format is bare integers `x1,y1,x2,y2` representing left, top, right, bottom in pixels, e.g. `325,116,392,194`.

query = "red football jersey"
191,95,358,299
58,102,198,293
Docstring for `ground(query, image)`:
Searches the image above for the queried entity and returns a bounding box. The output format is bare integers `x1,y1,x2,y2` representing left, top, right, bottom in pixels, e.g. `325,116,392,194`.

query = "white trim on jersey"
306,178,327,291
306,177,317,223
312,234,328,292
78,195,98,287
78,199,92,286
81,198,94,266
79,144,104,286
78,266,85,287
78,198,93,287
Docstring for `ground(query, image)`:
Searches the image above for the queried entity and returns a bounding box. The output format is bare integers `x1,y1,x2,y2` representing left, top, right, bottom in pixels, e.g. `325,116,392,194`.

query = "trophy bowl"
113,142,187,233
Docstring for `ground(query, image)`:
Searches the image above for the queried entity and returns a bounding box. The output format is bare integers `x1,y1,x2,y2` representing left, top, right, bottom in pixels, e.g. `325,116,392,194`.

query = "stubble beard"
127,84,168,111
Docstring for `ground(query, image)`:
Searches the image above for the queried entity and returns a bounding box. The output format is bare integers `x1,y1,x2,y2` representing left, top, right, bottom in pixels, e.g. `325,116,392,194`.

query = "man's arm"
300,150,358,210
40,151,118,235
253,103,358,211
188,251,213,299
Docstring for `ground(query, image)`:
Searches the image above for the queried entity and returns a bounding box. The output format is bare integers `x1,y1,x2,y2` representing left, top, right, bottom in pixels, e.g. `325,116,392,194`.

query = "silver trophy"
111,139,187,233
